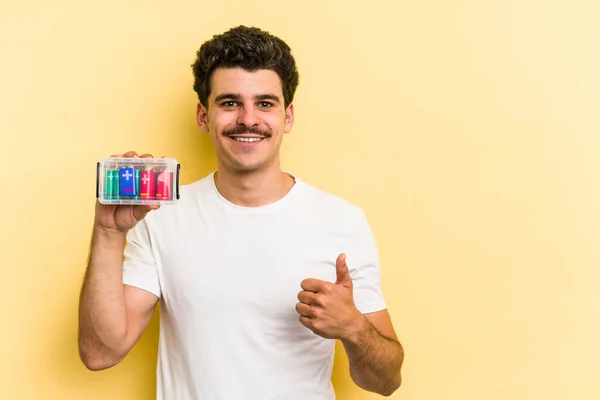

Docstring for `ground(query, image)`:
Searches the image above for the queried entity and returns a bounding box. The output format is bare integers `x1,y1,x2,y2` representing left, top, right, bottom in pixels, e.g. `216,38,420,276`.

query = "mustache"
222,126,272,138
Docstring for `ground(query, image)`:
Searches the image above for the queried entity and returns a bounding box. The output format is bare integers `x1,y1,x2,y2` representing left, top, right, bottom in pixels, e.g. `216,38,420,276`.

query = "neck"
213,166,295,207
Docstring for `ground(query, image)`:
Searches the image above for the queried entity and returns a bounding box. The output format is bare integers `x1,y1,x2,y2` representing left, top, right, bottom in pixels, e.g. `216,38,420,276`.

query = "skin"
78,151,160,371
78,66,403,396
297,253,404,396
195,67,296,207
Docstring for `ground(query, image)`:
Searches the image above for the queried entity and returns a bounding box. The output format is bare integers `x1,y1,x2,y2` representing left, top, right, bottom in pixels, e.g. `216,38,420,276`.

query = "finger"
297,290,318,305
139,153,154,158
300,278,325,293
298,315,312,329
295,302,314,318
335,253,352,287
132,204,159,221
122,151,140,158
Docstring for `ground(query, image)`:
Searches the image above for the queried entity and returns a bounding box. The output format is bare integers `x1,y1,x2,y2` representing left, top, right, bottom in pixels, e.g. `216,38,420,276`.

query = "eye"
258,102,273,108
222,101,238,108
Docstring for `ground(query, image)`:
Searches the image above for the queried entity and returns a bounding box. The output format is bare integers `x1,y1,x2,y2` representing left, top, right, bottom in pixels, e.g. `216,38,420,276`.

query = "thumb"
335,253,352,287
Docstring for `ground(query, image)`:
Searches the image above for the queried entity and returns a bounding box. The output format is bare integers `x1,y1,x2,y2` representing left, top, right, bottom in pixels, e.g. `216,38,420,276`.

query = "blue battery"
119,166,137,197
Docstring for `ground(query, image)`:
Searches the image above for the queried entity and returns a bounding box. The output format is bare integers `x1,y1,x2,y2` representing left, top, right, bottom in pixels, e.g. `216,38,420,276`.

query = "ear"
284,103,295,134
196,102,209,132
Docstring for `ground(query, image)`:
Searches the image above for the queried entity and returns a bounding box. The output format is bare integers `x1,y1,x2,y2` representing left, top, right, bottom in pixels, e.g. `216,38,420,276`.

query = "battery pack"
96,157,180,205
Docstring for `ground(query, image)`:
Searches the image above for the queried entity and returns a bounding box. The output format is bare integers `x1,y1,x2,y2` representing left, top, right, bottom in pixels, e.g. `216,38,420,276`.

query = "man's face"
196,67,294,174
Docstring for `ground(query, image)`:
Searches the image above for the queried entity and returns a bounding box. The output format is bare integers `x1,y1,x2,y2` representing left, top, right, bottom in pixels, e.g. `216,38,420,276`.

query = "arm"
78,226,158,371
340,309,404,396
296,207,403,395
79,151,161,370
297,255,403,396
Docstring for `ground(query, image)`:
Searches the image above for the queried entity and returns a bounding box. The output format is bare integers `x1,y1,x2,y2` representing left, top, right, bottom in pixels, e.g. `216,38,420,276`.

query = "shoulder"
178,173,215,201
293,175,368,227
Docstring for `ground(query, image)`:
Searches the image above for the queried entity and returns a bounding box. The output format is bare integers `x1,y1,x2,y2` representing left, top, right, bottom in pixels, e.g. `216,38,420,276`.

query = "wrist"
342,311,369,345
92,225,127,244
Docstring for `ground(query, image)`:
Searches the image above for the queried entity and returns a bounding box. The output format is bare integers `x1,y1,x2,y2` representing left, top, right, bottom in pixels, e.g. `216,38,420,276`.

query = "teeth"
234,137,263,142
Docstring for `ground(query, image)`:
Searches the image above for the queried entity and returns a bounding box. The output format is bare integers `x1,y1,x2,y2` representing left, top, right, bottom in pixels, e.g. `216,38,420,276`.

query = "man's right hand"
94,151,161,235
81,152,162,371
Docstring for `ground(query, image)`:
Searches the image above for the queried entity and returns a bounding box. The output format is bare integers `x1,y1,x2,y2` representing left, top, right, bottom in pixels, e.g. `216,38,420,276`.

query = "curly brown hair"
192,25,300,109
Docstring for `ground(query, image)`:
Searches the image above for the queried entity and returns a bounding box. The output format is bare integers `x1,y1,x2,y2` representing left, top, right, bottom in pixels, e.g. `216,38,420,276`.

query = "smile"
232,137,264,142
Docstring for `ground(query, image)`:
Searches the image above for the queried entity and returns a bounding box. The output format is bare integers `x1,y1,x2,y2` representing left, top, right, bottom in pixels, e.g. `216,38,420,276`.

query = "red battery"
140,170,156,199
155,171,173,200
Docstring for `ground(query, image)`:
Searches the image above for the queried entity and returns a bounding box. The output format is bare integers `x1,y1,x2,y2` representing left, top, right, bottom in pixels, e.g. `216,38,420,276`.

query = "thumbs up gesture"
296,253,366,340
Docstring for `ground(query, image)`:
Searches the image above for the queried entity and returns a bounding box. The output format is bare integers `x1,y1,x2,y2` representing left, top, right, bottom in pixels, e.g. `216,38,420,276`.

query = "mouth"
230,136,266,143
227,134,269,146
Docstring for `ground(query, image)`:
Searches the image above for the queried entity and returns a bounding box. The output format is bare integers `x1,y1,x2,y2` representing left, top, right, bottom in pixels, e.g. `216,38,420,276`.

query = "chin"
221,153,276,174
227,161,265,174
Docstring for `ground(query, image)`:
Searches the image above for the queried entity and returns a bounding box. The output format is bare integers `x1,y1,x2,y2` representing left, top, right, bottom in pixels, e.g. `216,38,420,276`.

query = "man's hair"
192,25,300,108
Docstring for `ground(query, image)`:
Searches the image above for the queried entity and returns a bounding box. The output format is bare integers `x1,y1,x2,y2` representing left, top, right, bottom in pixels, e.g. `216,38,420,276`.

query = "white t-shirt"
122,172,387,400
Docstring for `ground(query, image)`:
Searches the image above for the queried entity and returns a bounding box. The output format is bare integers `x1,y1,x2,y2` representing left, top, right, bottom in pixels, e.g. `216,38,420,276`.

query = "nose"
236,104,259,128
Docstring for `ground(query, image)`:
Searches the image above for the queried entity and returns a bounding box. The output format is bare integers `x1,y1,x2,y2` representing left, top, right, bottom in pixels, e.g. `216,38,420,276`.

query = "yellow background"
1,1,598,399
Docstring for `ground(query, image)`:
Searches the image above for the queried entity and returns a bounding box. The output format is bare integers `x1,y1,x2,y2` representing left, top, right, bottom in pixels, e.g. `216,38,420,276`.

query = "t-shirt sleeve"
347,206,387,314
122,219,162,298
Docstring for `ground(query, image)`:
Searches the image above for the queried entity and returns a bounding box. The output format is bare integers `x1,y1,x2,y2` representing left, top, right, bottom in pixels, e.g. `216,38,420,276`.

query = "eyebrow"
255,94,281,103
214,93,281,104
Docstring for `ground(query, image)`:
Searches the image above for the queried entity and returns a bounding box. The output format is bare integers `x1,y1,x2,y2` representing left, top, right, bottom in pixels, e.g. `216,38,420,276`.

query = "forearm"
78,226,129,368
341,316,404,396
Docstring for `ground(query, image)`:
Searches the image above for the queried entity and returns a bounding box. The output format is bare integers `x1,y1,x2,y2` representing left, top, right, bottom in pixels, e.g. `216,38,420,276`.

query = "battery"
119,166,137,197
105,170,117,200
112,170,120,199
155,171,173,200
134,168,140,200
140,170,156,199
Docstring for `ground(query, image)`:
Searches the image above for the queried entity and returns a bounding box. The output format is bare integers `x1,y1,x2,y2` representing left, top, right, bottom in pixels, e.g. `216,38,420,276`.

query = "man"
78,25,404,399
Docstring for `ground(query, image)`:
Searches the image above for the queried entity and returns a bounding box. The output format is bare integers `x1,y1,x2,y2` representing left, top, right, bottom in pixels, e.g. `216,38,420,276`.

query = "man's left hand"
296,253,366,340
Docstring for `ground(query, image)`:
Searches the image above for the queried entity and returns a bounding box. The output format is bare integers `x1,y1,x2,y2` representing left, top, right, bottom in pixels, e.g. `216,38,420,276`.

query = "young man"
78,26,404,399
